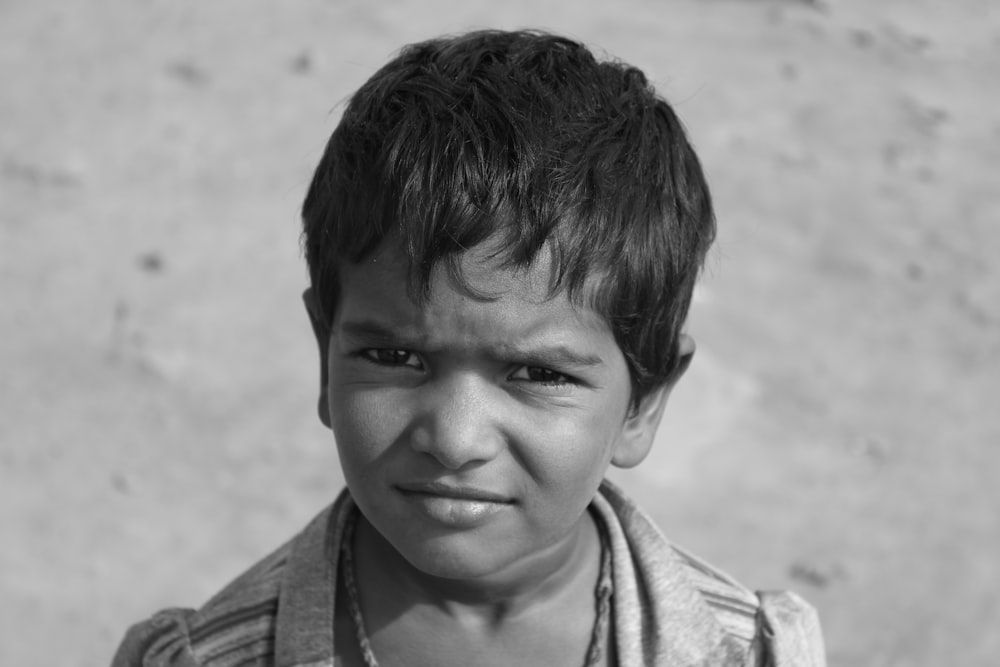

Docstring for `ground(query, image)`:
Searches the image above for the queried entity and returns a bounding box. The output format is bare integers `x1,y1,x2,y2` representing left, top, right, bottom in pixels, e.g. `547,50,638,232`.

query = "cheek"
328,388,404,467
525,410,622,493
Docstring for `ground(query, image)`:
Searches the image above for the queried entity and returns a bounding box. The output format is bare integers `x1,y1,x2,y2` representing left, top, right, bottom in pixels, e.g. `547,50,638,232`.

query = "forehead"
335,241,610,342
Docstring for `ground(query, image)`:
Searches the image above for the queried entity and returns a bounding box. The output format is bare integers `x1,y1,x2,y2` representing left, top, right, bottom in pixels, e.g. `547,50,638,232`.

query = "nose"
409,373,504,470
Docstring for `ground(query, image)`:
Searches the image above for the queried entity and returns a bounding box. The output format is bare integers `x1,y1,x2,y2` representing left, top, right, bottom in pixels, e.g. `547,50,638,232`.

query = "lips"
395,481,513,504
395,481,513,527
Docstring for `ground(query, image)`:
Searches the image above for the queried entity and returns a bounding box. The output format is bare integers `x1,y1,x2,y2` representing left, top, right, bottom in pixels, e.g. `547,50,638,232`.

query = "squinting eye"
512,366,573,386
361,349,420,368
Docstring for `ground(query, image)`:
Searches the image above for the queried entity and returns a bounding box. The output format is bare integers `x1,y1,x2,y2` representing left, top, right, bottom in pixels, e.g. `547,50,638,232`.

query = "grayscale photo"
1,1,996,665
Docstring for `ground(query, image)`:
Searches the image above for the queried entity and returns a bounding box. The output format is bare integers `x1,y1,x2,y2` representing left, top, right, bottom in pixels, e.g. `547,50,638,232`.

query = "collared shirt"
112,481,825,666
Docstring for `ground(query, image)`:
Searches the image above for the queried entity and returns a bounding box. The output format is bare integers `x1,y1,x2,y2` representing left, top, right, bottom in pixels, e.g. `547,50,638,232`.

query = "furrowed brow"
503,345,605,370
338,320,419,346
338,320,605,369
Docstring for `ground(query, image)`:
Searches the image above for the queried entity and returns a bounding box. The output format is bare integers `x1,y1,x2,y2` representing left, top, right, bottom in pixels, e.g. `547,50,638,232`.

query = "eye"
360,348,422,369
510,365,575,387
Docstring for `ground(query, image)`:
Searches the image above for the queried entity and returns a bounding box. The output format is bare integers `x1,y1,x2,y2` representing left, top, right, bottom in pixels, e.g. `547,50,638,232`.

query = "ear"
303,288,332,429
611,334,696,469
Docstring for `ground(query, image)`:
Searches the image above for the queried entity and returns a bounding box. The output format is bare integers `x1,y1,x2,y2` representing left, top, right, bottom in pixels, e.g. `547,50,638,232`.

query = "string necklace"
340,510,613,667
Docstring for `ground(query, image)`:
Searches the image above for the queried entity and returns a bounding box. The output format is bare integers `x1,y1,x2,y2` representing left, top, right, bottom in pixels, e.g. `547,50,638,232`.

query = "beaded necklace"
340,511,613,667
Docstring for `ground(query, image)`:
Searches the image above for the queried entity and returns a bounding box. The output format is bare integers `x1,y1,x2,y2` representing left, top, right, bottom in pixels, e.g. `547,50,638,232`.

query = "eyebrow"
513,345,605,370
337,319,606,369
339,320,416,344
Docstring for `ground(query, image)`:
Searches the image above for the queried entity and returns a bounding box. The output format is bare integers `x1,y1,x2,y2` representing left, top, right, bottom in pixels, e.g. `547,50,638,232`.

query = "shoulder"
754,590,826,666
671,547,825,665
669,543,761,646
112,540,290,667
595,481,762,643
594,481,826,665
668,539,826,667
112,608,198,667
110,493,351,667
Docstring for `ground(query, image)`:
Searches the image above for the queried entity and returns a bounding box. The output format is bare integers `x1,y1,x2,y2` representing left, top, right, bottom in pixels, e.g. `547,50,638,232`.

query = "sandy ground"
1,1,998,665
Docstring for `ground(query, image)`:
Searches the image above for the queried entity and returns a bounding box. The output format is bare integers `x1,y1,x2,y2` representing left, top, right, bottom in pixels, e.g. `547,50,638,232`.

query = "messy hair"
302,29,716,408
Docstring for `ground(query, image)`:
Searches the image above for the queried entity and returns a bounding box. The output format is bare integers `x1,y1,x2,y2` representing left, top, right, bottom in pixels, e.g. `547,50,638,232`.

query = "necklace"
340,510,613,667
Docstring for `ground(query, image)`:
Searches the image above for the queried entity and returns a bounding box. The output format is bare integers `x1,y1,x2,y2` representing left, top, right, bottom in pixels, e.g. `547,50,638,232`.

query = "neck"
352,511,601,626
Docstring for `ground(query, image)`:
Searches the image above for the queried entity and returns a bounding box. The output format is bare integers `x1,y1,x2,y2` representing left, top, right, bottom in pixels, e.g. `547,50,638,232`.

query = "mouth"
395,482,514,526
395,481,513,504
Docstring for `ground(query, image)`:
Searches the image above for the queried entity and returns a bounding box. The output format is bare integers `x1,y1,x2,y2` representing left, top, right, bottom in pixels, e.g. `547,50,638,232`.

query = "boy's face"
313,240,674,582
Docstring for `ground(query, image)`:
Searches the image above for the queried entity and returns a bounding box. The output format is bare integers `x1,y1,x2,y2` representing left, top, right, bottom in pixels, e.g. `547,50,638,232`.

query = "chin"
393,531,522,581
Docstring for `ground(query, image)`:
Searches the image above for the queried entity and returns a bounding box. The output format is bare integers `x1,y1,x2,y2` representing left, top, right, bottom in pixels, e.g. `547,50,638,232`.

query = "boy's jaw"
351,496,604,616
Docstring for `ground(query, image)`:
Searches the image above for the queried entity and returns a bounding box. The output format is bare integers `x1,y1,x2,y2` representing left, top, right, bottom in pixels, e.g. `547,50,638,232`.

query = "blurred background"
1,1,997,665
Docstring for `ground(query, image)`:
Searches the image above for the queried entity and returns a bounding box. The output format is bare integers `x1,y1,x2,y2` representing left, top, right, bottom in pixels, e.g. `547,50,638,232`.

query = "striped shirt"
112,481,825,666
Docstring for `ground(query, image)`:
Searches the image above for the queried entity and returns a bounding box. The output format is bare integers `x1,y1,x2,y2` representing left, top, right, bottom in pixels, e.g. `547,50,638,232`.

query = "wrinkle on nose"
409,374,502,470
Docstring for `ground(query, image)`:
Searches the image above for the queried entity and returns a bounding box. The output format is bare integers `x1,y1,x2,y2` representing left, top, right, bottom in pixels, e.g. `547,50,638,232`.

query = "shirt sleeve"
111,608,199,667
755,590,827,667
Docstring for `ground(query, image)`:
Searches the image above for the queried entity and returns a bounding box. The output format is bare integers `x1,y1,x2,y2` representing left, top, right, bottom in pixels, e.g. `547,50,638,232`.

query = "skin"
306,240,694,666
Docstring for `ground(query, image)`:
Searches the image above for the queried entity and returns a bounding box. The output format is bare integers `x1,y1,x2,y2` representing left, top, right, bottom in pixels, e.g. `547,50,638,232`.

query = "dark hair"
302,29,715,408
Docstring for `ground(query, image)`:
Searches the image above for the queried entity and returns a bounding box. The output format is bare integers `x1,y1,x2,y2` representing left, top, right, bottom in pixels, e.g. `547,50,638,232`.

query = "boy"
113,30,824,667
